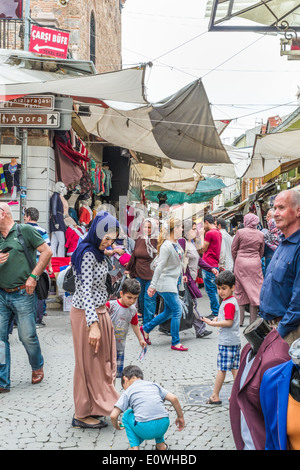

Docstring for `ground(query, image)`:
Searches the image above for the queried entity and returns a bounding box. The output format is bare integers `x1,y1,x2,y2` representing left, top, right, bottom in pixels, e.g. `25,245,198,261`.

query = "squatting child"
202,270,241,405
106,278,147,378
110,364,185,450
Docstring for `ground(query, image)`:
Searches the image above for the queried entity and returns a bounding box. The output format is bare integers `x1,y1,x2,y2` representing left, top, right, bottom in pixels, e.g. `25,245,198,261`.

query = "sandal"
206,397,222,405
140,326,151,345
171,344,188,351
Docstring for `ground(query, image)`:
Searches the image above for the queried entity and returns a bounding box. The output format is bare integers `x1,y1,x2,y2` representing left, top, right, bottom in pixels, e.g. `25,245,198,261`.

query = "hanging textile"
54,139,83,187
103,168,112,197
3,162,21,196
56,139,89,167
79,168,95,195
0,164,8,195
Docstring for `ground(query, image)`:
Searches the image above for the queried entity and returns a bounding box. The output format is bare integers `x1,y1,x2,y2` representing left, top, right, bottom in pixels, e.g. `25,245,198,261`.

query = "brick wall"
30,0,122,72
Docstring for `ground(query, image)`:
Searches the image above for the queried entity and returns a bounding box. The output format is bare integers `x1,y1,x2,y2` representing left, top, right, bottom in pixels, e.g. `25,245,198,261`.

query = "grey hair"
289,190,300,208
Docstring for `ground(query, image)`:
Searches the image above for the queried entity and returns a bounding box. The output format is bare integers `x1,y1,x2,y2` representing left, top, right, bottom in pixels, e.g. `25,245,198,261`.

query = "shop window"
90,11,96,65
288,169,296,178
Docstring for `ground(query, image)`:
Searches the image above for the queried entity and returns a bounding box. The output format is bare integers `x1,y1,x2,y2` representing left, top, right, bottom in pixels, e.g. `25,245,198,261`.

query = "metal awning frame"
208,0,300,34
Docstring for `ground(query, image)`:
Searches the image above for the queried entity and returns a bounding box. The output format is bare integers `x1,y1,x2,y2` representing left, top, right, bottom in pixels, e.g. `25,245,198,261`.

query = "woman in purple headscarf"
70,211,120,429
231,213,265,326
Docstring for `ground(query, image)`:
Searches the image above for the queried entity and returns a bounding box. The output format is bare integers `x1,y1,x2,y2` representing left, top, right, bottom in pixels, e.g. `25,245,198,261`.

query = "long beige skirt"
70,305,120,418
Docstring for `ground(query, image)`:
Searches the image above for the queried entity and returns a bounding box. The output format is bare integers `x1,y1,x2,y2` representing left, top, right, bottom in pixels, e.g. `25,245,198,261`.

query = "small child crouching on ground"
110,365,185,450
202,270,241,405
106,278,147,378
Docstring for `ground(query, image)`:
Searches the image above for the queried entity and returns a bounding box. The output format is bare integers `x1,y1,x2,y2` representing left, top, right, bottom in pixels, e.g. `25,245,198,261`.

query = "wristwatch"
29,273,40,281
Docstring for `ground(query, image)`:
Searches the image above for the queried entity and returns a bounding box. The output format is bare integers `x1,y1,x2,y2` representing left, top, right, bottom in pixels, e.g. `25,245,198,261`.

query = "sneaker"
36,321,46,328
196,330,212,338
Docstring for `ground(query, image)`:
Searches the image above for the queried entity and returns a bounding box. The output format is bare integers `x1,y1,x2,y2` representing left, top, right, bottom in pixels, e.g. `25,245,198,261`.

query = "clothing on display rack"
103,165,112,197
79,205,92,226
50,182,68,257
3,159,21,199
76,193,93,227
54,131,91,187
79,168,95,195
0,164,8,195
65,225,84,256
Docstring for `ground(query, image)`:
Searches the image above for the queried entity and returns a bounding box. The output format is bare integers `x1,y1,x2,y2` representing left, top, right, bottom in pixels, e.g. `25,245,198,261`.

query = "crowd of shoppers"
1,187,299,450
231,213,265,326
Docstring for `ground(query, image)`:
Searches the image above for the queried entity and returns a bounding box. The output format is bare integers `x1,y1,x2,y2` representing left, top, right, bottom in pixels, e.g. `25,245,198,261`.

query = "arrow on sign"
49,115,57,124
33,44,65,53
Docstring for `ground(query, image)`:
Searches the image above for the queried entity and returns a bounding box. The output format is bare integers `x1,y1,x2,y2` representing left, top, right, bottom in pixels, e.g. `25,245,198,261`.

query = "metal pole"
19,0,30,221
20,129,28,222
24,0,30,51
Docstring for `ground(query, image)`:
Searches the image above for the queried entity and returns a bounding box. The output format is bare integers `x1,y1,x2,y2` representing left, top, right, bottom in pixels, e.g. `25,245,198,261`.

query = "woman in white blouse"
70,211,120,429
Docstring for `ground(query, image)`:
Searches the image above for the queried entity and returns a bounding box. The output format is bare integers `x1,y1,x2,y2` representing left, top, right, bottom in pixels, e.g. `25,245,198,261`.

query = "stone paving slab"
0,291,248,451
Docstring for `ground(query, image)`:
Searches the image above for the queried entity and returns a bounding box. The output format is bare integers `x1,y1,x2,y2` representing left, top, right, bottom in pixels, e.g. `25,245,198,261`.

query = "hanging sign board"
0,112,60,128
0,95,55,111
29,25,69,59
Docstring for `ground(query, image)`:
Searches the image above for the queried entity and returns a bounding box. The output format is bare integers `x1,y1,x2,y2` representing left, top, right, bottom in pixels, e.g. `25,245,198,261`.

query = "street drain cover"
182,384,233,405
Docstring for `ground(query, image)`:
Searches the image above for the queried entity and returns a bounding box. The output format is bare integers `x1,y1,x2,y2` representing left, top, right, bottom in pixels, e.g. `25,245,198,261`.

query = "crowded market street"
0,0,300,456
0,290,246,451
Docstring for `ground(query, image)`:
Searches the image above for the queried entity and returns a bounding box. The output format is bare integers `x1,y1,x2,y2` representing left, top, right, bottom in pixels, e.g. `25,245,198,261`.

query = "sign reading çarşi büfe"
29,25,69,59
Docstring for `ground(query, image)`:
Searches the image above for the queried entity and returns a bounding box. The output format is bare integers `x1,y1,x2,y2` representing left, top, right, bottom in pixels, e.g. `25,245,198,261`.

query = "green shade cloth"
145,178,226,205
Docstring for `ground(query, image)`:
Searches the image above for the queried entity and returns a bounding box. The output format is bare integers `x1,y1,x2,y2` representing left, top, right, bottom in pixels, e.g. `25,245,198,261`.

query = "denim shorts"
217,344,241,371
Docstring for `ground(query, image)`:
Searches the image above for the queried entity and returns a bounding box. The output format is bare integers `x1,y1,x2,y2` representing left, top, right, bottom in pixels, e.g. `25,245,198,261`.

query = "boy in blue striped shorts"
202,270,241,405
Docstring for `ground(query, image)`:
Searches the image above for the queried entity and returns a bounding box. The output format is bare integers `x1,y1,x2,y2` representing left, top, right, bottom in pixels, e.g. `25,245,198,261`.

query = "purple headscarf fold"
244,213,259,228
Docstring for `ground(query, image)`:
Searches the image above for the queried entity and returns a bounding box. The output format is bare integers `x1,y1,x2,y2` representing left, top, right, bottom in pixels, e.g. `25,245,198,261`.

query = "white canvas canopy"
0,49,148,104
201,144,252,178
243,129,300,178
0,49,233,195
81,79,230,167
137,162,203,193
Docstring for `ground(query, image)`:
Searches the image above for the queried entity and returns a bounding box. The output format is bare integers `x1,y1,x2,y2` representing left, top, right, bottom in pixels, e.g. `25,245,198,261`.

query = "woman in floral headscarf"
264,216,281,251
231,213,265,326
262,209,282,272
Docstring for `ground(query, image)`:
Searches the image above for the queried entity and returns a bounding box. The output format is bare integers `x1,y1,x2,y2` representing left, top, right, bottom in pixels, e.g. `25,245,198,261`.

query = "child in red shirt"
106,278,147,378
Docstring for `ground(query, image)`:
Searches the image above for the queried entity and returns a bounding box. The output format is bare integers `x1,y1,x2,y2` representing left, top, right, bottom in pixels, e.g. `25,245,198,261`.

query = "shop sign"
0,95,55,111
29,25,69,59
0,112,60,128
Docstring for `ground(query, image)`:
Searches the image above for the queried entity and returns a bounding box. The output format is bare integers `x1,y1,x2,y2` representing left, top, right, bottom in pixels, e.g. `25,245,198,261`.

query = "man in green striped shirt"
0,203,52,392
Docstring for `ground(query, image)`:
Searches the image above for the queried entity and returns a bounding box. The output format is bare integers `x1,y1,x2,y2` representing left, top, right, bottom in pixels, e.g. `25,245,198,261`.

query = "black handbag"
158,285,194,334
63,266,75,294
16,224,51,300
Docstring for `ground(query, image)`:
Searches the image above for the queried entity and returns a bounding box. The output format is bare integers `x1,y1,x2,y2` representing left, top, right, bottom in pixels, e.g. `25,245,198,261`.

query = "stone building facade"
29,0,124,72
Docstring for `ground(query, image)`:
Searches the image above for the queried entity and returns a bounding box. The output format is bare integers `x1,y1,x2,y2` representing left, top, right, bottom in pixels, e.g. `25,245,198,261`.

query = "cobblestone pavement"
0,291,247,451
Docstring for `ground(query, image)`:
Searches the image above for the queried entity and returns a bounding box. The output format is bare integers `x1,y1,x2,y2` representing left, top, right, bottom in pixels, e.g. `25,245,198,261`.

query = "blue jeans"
122,408,170,448
0,288,44,390
36,299,46,323
143,291,182,346
203,269,219,316
135,277,157,325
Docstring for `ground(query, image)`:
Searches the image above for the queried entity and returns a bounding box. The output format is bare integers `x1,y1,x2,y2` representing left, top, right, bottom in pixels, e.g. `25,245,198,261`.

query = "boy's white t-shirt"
218,296,241,346
106,299,138,352
115,379,169,422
